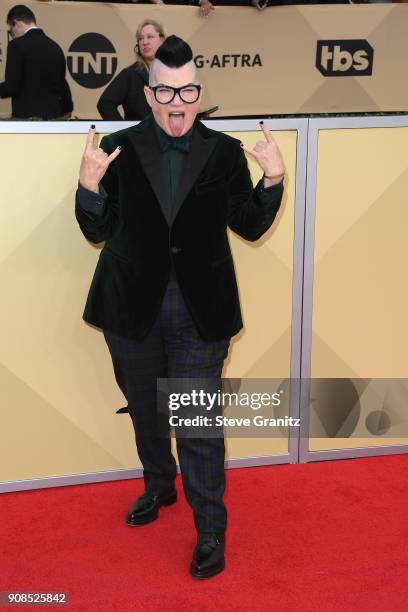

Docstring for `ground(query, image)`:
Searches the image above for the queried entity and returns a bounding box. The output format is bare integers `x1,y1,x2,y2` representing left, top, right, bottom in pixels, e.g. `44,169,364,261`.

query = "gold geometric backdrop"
0,128,296,484
309,126,408,451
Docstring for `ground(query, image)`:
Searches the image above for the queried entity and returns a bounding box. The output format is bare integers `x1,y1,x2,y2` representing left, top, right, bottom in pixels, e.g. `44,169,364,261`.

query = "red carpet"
1,454,407,611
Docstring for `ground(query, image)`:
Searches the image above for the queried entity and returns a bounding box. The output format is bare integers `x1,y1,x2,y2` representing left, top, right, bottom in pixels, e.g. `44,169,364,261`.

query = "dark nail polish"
91,124,95,129
260,120,264,125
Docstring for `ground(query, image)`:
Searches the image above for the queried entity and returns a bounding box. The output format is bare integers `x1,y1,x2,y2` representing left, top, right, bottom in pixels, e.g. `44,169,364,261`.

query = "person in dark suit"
97,19,165,121
75,36,285,579
0,5,73,120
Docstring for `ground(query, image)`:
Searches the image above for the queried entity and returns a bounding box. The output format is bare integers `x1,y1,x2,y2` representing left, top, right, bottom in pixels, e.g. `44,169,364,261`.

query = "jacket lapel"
127,116,170,224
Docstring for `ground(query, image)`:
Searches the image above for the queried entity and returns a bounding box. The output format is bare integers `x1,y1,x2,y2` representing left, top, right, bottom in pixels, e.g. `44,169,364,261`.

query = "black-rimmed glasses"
150,84,201,105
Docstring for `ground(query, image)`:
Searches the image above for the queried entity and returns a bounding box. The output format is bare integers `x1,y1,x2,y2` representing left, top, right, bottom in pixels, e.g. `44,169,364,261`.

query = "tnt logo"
316,40,373,77
67,33,117,89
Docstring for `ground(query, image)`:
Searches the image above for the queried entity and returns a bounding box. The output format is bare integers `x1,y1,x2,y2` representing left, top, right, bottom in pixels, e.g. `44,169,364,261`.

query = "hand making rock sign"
79,124,122,194
240,120,285,188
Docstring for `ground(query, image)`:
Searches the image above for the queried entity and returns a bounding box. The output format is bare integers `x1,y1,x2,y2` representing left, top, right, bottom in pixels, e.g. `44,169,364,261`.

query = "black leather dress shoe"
190,532,225,579
126,488,177,526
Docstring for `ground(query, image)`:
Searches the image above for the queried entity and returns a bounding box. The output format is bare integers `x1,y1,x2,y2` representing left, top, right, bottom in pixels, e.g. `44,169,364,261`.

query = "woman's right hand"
79,125,121,193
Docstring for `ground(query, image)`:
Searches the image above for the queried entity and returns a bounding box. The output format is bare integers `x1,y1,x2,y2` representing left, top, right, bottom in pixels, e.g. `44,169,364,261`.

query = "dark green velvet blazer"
75,114,284,341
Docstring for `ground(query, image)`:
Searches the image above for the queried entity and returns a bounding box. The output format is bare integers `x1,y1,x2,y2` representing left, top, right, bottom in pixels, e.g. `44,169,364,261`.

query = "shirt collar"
154,120,193,154
23,26,40,36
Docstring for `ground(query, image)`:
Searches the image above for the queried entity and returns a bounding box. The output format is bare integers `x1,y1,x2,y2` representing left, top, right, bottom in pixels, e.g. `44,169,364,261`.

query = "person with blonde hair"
97,19,165,121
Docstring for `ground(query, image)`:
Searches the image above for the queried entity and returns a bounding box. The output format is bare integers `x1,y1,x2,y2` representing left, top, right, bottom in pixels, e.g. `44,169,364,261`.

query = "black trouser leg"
162,280,230,533
103,323,177,495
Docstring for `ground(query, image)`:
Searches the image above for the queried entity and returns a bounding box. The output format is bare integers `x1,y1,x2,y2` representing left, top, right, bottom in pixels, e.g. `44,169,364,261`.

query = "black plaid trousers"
103,277,230,533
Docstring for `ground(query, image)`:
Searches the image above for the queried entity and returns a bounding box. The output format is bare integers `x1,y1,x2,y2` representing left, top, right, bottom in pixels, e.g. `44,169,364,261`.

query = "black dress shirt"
153,122,193,278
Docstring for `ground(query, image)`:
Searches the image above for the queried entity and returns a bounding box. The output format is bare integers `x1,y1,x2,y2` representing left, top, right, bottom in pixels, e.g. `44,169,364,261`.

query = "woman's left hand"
241,121,285,187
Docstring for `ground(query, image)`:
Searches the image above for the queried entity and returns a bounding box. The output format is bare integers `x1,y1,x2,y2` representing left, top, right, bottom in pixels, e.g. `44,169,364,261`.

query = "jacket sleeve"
0,41,24,98
97,69,129,120
61,77,73,114
74,135,120,244
227,142,284,242
60,54,73,115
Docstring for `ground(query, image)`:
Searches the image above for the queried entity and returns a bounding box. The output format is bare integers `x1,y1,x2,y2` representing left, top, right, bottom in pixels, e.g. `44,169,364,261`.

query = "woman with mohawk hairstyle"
75,35,285,579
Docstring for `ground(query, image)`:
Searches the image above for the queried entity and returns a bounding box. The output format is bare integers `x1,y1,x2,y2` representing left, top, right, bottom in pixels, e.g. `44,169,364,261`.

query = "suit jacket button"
171,246,182,254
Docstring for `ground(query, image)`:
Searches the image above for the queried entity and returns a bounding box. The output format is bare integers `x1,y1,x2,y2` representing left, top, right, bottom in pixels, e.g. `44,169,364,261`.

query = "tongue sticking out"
169,113,185,137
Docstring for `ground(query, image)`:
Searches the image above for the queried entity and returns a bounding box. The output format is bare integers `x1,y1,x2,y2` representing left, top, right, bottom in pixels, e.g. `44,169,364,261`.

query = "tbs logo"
316,40,373,77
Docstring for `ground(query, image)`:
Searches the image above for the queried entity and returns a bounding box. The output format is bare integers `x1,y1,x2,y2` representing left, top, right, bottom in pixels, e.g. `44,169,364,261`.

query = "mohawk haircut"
149,35,199,87
154,35,193,68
